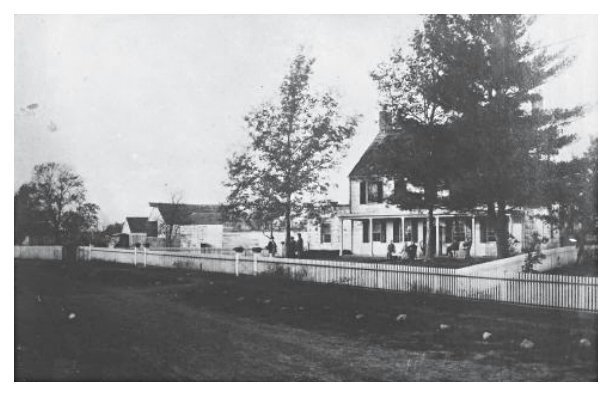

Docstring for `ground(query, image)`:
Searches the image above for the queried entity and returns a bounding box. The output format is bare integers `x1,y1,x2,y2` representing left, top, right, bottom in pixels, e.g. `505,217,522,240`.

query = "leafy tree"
103,222,124,235
370,44,458,259
15,162,99,244
225,51,359,256
418,15,582,258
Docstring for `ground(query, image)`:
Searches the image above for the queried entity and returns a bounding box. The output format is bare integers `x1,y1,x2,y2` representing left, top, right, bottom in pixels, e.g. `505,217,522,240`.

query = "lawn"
544,260,598,277
15,259,597,381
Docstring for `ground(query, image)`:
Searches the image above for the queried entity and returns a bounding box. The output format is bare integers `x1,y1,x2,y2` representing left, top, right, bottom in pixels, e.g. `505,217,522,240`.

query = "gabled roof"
125,217,149,233
149,202,223,225
348,114,419,179
125,217,158,236
349,131,392,179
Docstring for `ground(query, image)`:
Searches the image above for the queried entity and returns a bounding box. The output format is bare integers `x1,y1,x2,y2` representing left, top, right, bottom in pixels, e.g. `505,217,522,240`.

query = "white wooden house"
308,112,558,258
148,203,224,248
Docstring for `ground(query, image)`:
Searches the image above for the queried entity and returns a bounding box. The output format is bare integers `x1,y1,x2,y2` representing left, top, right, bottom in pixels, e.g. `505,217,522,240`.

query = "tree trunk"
494,201,510,258
285,197,292,258
425,206,435,261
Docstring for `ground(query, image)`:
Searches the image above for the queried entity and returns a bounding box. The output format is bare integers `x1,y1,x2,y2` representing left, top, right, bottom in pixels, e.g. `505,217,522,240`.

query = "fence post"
235,253,240,277
88,244,92,262
253,253,258,275
134,247,137,267
144,247,147,268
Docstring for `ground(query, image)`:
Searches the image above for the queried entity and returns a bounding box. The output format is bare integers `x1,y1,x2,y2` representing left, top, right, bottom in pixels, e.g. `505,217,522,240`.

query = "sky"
14,15,597,226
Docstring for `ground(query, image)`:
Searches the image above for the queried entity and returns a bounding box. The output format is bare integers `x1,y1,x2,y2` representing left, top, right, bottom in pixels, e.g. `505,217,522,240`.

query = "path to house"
15,259,597,381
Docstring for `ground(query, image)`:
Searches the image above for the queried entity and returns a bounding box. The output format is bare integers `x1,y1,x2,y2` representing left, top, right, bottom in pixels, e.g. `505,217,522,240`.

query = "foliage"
370,25,460,259
522,232,547,273
224,50,359,254
14,162,99,245
415,15,582,258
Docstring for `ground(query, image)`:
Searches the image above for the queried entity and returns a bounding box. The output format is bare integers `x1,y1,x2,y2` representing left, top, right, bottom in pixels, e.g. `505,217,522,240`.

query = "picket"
74,246,597,313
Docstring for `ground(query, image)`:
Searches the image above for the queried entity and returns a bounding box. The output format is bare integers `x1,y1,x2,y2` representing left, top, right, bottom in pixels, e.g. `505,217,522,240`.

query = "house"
310,111,558,258
148,202,224,248
117,217,158,247
305,203,351,251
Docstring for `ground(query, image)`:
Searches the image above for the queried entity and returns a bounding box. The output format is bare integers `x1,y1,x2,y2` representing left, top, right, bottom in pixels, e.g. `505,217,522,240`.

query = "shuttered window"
362,219,370,243
360,181,367,204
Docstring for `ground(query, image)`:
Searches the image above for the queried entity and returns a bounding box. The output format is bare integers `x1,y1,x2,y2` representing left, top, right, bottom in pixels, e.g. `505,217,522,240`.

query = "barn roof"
149,203,223,225
125,217,158,236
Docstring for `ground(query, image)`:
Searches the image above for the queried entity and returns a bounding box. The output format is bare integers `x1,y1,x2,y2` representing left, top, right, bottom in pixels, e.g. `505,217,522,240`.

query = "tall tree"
370,44,457,259
15,162,99,244
225,51,359,256
419,15,582,258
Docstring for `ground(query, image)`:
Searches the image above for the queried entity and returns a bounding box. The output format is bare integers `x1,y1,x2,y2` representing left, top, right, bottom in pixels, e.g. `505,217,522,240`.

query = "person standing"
288,236,296,258
387,241,396,260
296,233,304,258
266,237,277,257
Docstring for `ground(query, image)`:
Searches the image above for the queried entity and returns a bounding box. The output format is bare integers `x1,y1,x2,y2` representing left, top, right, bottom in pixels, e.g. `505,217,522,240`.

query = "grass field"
14,259,597,381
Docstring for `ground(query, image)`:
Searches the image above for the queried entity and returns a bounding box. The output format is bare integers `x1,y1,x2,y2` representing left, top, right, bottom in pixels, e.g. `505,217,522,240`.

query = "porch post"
369,217,374,257
350,220,354,253
472,216,476,255
401,217,405,243
339,217,344,256
435,215,441,257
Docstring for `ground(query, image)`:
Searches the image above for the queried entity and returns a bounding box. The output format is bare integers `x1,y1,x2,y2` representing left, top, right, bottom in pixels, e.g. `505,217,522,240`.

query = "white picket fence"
14,245,63,260
76,246,597,313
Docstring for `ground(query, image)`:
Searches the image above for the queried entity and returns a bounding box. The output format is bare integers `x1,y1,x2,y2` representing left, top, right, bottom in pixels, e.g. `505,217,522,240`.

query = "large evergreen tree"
418,15,582,258
370,43,458,259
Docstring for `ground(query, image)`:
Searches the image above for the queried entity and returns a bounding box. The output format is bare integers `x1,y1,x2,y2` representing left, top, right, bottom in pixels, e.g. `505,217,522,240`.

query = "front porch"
338,214,508,258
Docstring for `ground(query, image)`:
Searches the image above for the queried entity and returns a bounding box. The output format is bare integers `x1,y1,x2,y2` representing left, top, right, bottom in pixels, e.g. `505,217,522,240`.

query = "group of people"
386,240,422,261
265,233,305,258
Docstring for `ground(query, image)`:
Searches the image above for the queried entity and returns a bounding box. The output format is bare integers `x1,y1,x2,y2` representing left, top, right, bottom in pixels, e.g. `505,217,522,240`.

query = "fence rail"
75,246,597,313
14,245,63,261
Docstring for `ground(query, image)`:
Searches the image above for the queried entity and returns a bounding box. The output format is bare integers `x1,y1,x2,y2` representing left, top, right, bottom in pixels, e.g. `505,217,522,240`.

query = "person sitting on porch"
399,241,410,260
387,241,396,260
463,238,472,259
448,239,460,258
408,241,418,260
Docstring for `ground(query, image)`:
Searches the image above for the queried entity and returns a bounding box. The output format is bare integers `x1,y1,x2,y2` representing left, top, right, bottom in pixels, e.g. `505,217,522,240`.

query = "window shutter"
320,222,324,244
360,181,367,204
363,220,369,243
380,221,386,243
480,219,486,243
377,182,384,203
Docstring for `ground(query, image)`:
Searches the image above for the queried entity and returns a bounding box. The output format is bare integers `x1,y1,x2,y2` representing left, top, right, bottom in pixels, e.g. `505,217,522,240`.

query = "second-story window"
367,181,384,203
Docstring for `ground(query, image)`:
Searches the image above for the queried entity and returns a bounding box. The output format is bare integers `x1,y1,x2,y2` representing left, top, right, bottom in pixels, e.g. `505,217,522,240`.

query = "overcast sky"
14,15,597,225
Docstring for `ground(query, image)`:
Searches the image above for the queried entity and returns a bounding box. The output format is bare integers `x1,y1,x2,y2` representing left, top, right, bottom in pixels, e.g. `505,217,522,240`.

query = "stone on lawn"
520,338,535,350
439,323,450,331
395,314,408,322
236,296,245,302
263,299,272,304
482,331,492,342
298,306,305,311
579,338,592,348
355,313,365,320
68,313,76,320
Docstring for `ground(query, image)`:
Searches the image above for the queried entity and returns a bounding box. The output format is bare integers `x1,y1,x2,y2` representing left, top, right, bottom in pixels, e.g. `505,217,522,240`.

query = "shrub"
233,246,244,253
252,247,263,253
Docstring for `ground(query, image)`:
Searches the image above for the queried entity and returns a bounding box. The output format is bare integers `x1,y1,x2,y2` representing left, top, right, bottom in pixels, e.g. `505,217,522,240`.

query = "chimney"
379,110,392,135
